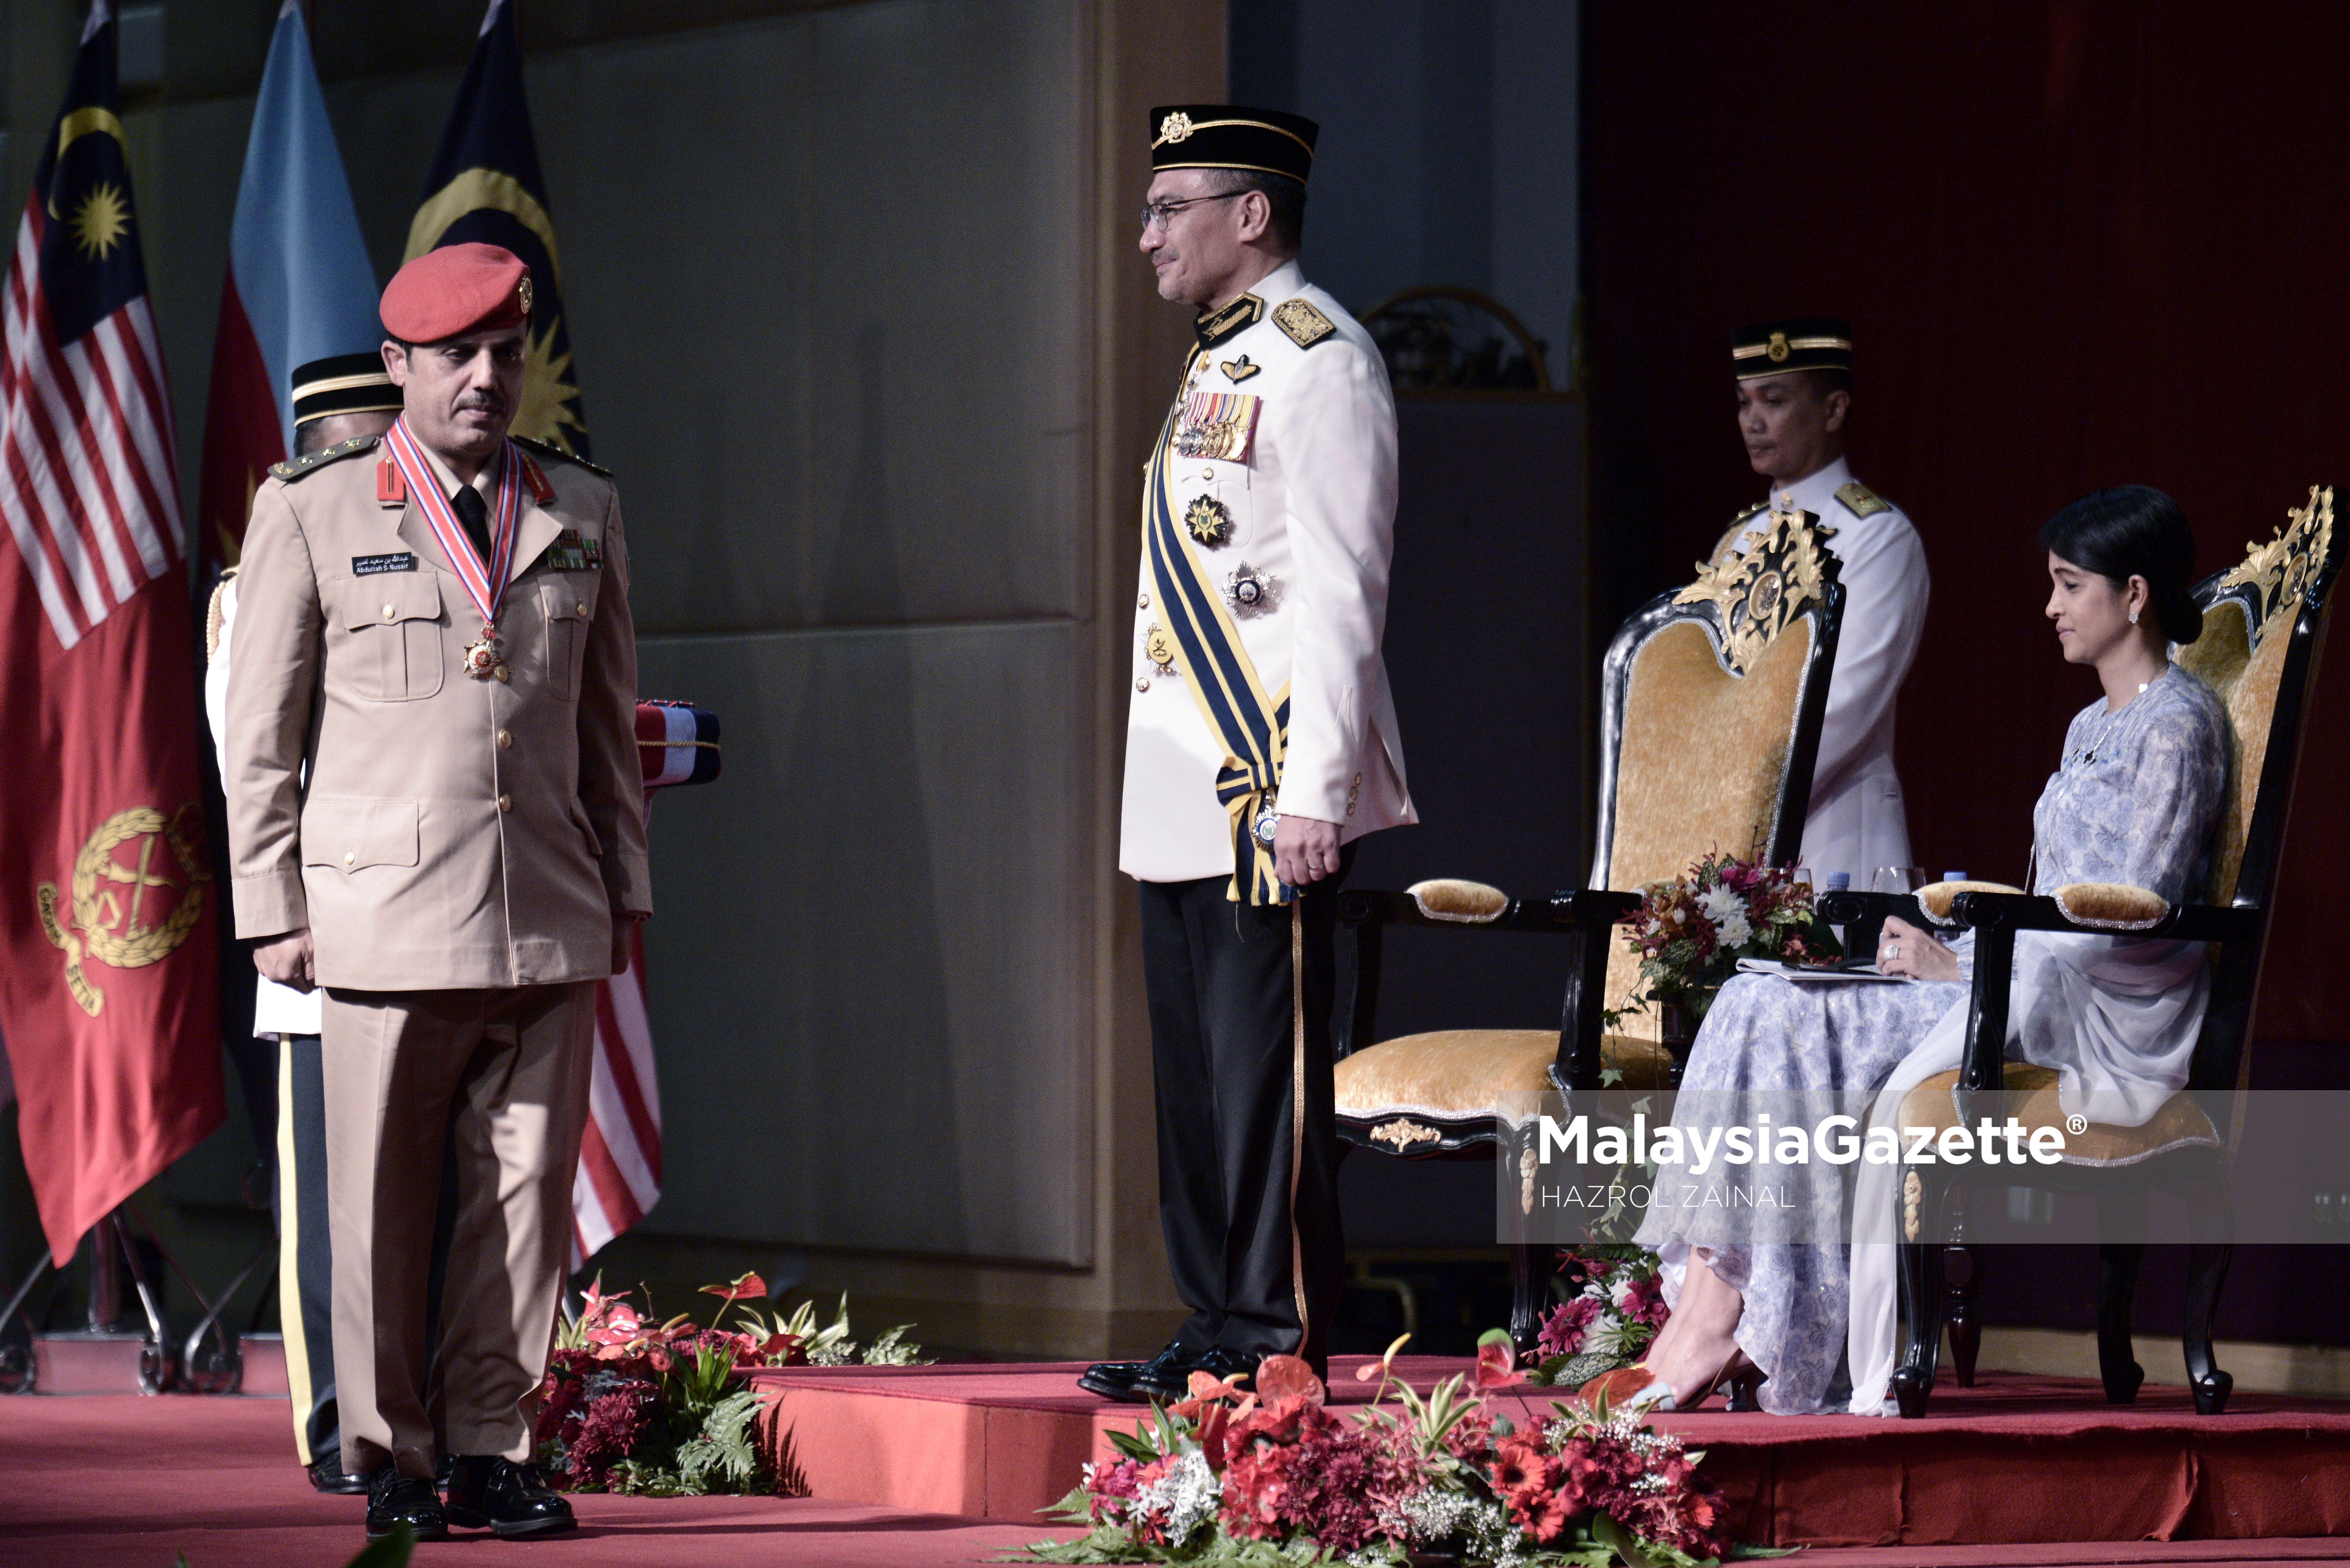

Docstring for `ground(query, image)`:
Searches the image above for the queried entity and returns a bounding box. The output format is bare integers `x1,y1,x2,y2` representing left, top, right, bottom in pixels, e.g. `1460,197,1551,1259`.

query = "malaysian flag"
5,3,182,651
0,0,222,1262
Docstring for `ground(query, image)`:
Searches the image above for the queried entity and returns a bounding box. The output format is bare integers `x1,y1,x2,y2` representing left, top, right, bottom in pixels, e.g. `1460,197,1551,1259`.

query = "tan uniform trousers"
322,983,596,1478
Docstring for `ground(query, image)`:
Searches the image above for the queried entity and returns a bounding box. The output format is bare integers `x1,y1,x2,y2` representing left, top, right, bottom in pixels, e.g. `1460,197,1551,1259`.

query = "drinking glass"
1873,866,1924,895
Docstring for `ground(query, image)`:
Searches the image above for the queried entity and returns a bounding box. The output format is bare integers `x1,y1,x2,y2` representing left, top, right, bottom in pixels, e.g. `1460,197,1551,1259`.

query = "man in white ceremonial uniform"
1719,319,1928,887
204,355,403,1497
1079,105,1413,1404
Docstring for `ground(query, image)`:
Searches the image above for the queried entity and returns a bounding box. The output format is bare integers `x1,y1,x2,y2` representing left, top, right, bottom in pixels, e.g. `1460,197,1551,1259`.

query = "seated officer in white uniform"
1079,104,1414,1404
1718,319,1928,886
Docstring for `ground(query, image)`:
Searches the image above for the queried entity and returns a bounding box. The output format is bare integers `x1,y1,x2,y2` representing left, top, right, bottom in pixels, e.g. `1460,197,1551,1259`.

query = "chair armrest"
1332,885,1642,1070
1942,890,2262,1092
1337,885,1640,934
1949,889,2262,945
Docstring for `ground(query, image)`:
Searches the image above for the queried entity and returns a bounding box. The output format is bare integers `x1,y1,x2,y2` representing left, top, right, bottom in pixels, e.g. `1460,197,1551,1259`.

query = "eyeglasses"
1138,192,1245,232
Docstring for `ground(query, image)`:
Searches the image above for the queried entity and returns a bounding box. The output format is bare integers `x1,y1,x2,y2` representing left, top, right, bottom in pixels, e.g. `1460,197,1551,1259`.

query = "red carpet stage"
750,1356,2350,1552
5,1363,2350,1564
0,1395,1058,1567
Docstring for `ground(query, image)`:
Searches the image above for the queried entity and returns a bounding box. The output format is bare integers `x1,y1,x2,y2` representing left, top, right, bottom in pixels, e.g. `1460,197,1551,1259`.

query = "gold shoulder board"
268,434,380,483
1271,298,1337,349
513,434,613,478
1837,480,1891,519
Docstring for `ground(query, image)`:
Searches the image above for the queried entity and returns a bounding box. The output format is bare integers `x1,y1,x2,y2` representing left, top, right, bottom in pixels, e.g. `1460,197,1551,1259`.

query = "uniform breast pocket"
331,573,444,702
539,580,596,702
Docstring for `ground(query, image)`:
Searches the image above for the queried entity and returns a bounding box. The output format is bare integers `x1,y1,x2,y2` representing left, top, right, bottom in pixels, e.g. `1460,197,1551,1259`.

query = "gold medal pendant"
463,624,510,683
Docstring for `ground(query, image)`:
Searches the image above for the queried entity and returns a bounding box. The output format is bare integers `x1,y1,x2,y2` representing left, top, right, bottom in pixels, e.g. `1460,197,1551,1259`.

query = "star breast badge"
1184,494,1235,548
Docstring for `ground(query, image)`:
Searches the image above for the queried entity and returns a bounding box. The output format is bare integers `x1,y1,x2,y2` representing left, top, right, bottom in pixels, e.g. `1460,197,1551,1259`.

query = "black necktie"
450,483,494,568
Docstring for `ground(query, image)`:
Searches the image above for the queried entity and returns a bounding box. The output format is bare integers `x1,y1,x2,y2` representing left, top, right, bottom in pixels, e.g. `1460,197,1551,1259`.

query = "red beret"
379,242,533,344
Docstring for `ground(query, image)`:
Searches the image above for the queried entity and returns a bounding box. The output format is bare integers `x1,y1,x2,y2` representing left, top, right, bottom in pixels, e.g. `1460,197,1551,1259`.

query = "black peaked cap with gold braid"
1150,105,1318,185
1732,317,1853,381
292,353,400,427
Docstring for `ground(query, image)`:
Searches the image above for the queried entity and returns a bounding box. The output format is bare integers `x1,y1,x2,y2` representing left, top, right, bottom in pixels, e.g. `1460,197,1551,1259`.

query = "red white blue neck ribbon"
384,416,522,629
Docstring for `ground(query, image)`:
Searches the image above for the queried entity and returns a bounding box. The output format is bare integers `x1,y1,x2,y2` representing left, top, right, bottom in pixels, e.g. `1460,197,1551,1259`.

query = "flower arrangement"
1530,1248,1672,1390
1017,1333,1732,1567
535,1273,928,1495
1610,853,1837,1028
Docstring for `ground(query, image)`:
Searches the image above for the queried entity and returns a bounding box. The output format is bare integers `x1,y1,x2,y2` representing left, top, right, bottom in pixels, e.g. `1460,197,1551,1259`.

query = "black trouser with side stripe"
1138,859,1348,1369
276,1034,340,1470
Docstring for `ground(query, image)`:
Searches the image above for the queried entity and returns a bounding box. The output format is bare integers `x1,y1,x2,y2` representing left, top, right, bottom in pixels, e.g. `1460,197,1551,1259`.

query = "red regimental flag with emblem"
0,7,222,1264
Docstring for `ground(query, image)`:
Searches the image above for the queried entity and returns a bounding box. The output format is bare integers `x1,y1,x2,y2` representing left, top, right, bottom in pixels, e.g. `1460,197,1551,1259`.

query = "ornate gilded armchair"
1331,508,1846,1345
1831,486,2341,1418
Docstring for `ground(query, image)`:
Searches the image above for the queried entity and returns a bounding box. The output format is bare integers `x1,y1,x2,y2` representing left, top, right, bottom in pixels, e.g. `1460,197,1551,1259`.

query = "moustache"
455,395,507,415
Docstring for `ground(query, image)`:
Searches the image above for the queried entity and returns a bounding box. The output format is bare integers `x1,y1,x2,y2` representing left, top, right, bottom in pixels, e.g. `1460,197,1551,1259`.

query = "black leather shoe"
1080,1339,1194,1403
364,1468,448,1542
444,1455,576,1538
307,1456,369,1495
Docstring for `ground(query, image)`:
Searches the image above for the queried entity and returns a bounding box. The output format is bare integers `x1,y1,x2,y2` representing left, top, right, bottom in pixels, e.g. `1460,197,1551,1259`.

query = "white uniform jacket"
1119,259,1416,884
1735,456,1928,884
203,575,324,1038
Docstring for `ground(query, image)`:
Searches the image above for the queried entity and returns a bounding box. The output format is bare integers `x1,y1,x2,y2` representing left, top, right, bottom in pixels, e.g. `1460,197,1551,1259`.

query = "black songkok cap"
1149,104,1318,185
291,351,401,426
1732,318,1853,380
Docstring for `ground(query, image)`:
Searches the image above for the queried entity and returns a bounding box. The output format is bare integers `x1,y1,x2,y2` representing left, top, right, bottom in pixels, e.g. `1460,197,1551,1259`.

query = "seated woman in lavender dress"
1622,486,2229,1416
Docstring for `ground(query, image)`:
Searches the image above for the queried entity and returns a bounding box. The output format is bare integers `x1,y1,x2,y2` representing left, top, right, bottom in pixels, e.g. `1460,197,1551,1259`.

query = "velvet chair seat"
1335,1028,1675,1150
1895,1062,2220,1174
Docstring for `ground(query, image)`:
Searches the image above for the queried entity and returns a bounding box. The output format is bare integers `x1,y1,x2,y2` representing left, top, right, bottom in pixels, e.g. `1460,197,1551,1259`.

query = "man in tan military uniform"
224,243,648,1542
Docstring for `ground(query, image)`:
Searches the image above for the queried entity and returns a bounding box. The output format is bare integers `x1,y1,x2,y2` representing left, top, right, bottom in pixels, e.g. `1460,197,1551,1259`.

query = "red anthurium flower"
701,1271,767,1302
1184,1368,1251,1403
1474,1331,1526,1389
1254,1354,1325,1407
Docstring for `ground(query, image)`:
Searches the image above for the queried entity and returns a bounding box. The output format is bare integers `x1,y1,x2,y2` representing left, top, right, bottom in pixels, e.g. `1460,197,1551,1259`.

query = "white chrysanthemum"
1609,1276,1637,1311
1695,882,1743,927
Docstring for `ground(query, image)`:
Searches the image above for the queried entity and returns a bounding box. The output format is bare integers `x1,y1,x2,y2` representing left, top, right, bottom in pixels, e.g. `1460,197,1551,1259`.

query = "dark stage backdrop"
1584,2,2350,1047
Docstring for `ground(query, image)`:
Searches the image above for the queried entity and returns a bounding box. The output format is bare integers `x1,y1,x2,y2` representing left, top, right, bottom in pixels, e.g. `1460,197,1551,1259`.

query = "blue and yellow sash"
1144,365,1292,905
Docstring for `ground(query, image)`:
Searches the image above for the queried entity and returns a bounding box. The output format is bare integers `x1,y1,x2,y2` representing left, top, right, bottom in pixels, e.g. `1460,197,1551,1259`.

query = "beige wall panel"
634,621,1089,1264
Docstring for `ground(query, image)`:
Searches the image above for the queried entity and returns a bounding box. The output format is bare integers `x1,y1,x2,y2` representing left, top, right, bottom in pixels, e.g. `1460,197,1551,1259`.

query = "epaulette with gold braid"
513,434,612,478
1271,298,1337,349
1837,480,1891,519
268,435,379,482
